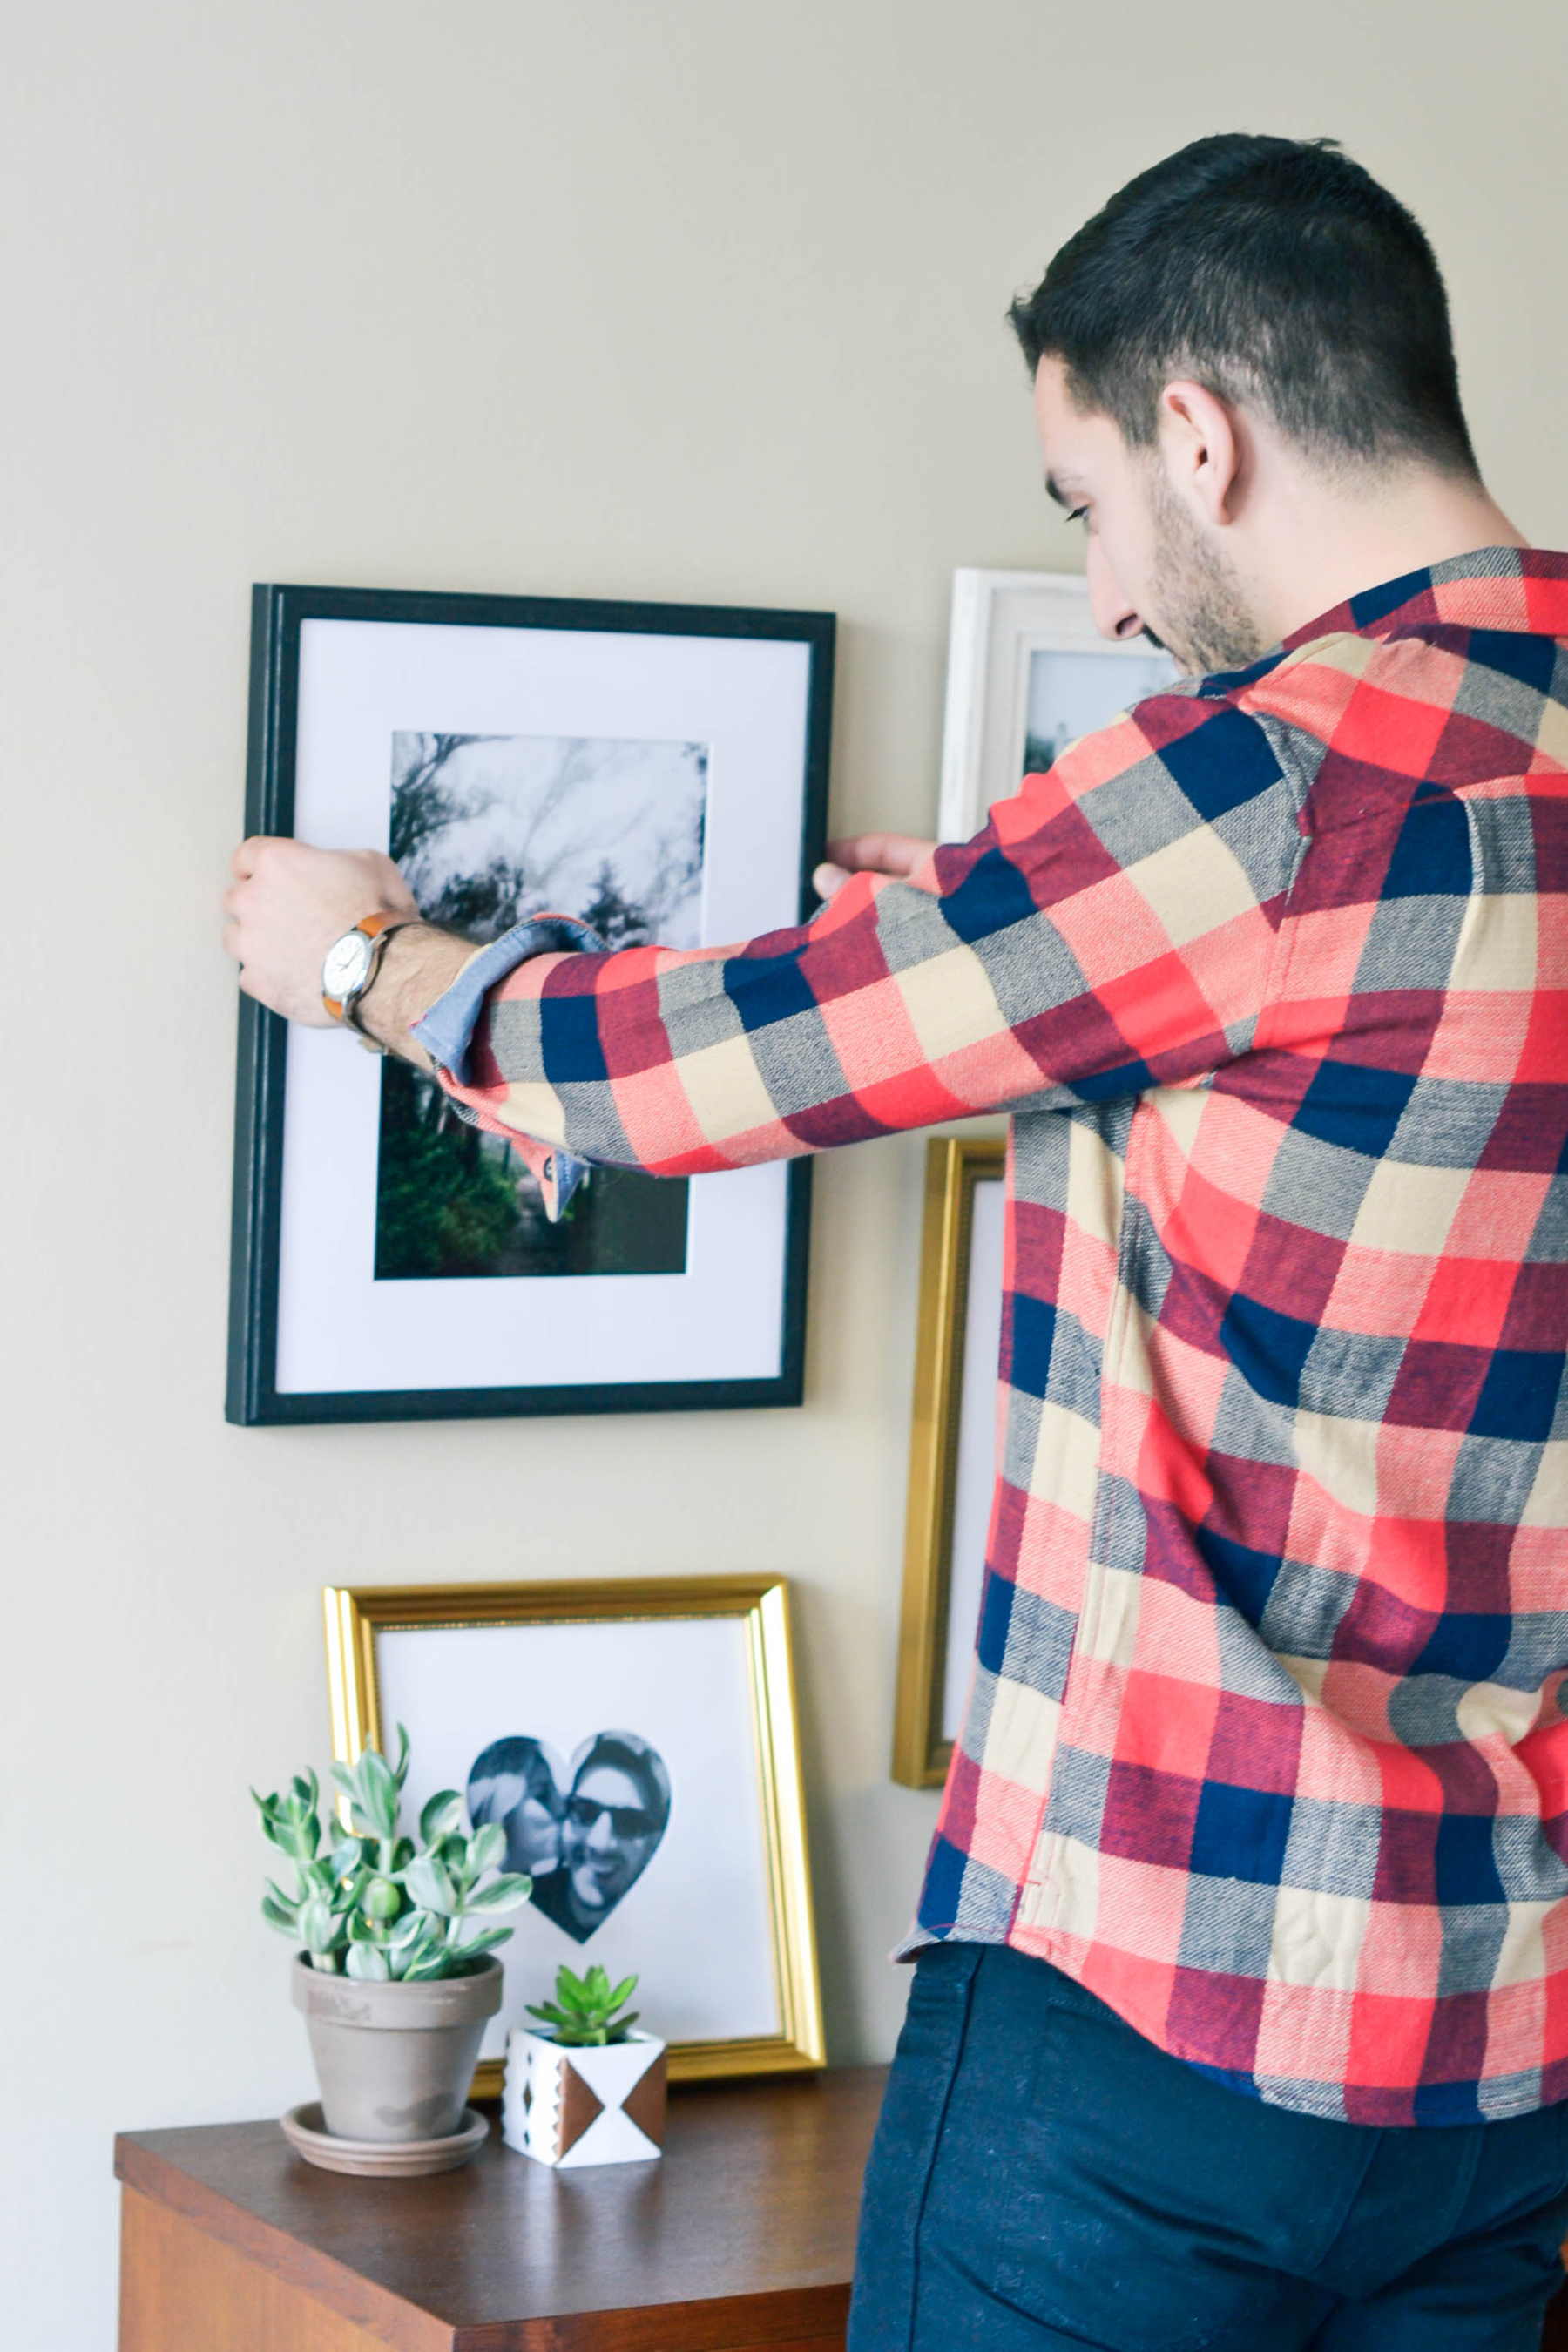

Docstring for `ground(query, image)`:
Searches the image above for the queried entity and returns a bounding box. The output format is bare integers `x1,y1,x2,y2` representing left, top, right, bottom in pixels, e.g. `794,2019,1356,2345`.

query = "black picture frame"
226,583,832,1426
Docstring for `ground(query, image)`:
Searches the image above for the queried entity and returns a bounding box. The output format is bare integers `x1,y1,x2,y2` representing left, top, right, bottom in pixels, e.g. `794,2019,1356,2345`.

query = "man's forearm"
356,923,476,1064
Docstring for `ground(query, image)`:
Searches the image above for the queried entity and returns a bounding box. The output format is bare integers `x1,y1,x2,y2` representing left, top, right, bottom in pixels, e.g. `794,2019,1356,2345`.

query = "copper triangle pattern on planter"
554,2058,606,2159
620,2057,667,2149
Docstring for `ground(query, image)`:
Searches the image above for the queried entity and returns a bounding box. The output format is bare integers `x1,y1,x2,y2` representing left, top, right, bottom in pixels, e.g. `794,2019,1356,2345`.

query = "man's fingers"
824,832,936,879
231,836,267,880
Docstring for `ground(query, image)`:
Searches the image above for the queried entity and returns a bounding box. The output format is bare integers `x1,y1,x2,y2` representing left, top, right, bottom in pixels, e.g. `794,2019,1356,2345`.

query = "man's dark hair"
571,1730,672,1833
1010,134,1477,477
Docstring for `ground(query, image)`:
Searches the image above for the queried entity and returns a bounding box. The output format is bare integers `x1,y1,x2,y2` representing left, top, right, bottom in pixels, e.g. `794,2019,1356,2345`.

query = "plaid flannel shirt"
419,546,1568,2126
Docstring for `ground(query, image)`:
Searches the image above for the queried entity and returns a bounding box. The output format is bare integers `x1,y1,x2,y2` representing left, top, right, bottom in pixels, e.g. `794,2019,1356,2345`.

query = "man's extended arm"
220,834,936,1058
225,693,1305,1179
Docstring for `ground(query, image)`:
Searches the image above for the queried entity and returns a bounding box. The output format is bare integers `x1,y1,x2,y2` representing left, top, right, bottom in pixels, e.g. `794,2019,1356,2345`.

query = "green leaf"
298,1896,335,1952
420,1789,464,1845
354,1749,400,1839
260,1812,316,1862
467,1821,505,1876
345,1941,390,1982
605,1975,639,2012
463,1873,531,1913
260,1895,299,1934
526,2002,572,2031
391,1723,411,1793
328,1837,366,1882
402,1854,455,1916
448,1923,512,1958
386,1908,431,1949
400,1946,457,1982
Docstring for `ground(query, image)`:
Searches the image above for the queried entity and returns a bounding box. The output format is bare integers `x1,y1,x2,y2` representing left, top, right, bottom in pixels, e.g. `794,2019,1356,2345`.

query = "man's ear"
1157,379,1245,527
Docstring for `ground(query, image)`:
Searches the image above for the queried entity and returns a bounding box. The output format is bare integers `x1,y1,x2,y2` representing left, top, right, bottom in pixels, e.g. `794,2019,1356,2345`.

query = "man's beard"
1145,468,1270,675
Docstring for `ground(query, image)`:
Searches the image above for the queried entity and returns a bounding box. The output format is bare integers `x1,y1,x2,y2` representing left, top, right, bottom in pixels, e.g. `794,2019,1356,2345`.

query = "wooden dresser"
116,2065,883,2351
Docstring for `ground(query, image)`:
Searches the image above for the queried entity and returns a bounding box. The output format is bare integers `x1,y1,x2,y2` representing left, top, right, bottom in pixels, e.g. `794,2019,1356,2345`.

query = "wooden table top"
115,2066,885,2349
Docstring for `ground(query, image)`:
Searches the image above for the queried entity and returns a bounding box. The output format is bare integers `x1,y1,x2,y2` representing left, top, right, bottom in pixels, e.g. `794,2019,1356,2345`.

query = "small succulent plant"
255,1725,532,1981
527,1963,641,2045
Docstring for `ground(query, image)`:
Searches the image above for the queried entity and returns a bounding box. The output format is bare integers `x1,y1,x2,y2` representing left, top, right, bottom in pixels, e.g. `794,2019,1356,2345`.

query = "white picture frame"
936,568,1177,842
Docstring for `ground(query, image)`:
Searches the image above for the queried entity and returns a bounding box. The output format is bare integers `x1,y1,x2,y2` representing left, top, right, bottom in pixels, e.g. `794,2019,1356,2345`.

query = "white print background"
1024,644,1178,773
276,619,811,1394
375,1613,781,2059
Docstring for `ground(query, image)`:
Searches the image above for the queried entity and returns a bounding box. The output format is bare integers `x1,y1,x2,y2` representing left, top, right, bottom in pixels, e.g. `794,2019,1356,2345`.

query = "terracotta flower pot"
291,1951,503,2143
502,2027,667,2167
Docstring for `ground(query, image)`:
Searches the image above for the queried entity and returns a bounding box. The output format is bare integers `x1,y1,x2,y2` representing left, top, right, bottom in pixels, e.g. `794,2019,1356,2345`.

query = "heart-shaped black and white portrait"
466,1730,672,1945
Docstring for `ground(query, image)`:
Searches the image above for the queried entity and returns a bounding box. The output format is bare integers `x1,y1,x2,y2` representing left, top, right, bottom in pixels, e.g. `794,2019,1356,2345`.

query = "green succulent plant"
526,1963,641,2045
254,1725,531,1982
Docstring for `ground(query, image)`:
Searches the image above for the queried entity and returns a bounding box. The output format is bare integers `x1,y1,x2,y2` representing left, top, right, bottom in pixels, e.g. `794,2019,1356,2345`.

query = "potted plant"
256,1726,531,2172
503,1963,667,2167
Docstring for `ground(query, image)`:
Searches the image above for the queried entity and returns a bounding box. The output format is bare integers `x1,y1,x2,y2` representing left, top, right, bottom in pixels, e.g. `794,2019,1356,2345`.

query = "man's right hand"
813,833,937,902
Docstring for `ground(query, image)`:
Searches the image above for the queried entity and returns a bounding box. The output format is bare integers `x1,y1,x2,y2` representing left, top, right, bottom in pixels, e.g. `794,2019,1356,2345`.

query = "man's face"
1031,355,1267,675
561,1763,661,1916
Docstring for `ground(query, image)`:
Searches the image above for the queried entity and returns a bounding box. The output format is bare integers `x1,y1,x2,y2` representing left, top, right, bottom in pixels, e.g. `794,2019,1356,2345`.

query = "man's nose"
1086,538,1147,643
585,1810,616,1850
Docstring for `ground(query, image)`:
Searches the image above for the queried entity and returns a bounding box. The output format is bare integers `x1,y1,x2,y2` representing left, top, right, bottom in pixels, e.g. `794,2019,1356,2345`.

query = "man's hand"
221,839,419,1025
813,833,937,902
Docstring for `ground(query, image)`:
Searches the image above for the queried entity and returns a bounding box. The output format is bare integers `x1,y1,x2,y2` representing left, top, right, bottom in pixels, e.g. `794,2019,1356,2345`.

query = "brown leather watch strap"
322,911,409,1022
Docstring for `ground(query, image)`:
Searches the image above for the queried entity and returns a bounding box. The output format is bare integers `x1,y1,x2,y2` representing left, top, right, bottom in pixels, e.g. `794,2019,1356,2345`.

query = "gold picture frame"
323,1574,825,2092
891,1138,1006,1788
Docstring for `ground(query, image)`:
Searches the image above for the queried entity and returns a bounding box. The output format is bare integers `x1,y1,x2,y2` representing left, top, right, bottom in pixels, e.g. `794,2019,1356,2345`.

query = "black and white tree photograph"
375,730,709,1283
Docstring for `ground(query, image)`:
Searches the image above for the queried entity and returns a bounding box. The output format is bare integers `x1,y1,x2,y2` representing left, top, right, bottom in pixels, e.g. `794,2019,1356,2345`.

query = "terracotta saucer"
280,2102,490,2177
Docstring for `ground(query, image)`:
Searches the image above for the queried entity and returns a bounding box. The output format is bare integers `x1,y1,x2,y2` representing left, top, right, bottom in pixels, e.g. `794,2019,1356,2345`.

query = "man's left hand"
222,838,419,1024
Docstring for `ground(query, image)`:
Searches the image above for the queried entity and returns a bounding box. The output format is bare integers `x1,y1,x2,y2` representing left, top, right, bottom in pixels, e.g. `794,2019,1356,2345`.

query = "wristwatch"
321,913,413,1050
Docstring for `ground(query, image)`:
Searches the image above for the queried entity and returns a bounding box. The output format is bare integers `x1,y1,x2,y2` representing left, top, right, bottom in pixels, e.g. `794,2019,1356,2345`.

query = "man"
226,134,1568,2348
527,1732,671,1945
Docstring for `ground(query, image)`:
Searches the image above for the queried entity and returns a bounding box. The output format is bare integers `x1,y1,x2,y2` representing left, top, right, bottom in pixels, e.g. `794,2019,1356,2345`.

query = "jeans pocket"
986,1970,1279,2352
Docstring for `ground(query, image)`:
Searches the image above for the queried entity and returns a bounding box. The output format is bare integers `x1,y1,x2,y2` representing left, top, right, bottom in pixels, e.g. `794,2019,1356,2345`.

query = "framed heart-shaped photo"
321,1574,823,2088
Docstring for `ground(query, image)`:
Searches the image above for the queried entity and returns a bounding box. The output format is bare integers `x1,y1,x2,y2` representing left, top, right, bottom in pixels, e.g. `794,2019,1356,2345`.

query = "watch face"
321,928,375,1002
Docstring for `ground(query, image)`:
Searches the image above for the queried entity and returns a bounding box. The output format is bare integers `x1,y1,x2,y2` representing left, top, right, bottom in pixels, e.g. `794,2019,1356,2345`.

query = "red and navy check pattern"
431,548,1568,2125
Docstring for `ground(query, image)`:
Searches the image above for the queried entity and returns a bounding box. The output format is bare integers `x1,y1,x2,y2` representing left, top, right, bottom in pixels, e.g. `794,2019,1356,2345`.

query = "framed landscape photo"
891,1137,1006,1788
322,1575,825,2090
227,584,832,1423
936,568,1176,842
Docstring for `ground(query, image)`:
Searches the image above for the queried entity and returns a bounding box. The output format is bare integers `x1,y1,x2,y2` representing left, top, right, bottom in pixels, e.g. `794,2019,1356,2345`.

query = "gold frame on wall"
322,1574,825,2092
891,1137,1006,1788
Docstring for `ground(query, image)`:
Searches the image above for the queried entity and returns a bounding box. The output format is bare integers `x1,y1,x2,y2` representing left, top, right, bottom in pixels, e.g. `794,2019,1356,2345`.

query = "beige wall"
5,3,1566,2340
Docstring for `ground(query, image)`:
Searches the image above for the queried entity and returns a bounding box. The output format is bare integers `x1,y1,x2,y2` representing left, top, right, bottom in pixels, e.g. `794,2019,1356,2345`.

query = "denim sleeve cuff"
409,913,606,1084
409,914,606,1225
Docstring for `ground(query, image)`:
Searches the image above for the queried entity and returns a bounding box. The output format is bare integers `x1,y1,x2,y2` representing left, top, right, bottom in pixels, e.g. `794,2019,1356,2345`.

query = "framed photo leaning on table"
323,1575,824,2092
937,567,1175,841
892,1138,1006,1788
227,584,833,1424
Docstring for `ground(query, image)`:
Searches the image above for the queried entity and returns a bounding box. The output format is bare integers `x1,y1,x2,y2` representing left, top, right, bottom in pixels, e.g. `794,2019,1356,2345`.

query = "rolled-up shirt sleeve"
413,689,1308,1191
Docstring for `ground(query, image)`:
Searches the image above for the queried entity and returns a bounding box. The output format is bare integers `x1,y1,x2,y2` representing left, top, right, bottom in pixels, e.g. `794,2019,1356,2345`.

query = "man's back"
917,547,1568,2125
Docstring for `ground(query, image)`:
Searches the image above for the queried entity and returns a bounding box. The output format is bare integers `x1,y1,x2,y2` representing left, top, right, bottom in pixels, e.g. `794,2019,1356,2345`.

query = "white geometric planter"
501,2027,667,2167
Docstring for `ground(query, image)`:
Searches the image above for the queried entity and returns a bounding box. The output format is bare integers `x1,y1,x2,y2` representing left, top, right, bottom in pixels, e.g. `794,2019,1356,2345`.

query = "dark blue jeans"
848,1945,1568,2350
